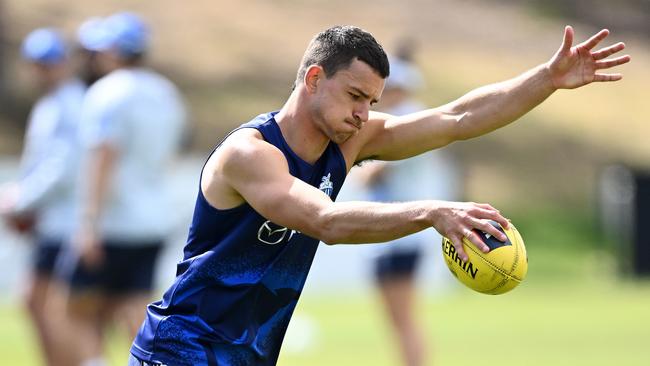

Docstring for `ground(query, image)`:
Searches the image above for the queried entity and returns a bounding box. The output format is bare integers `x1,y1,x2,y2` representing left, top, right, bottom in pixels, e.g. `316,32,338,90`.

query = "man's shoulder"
209,112,285,176
220,112,278,152
202,126,287,209
137,69,180,93
92,69,128,88
224,127,264,147
84,72,130,105
219,128,275,161
56,78,86,99
212,128,287,177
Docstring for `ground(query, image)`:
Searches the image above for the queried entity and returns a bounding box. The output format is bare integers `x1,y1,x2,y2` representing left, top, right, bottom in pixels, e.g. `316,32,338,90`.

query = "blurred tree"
0,0,5,104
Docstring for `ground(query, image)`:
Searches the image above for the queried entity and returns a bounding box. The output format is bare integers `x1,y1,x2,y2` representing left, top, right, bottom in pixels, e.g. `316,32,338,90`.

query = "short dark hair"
294,26,390,89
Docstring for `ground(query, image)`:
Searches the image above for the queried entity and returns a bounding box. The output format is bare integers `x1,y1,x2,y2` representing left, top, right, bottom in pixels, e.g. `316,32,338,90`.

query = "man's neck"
275,91,330,165
42,76,67,95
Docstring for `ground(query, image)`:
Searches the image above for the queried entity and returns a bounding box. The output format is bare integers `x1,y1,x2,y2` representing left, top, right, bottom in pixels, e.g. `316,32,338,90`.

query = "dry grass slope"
2,0,648,206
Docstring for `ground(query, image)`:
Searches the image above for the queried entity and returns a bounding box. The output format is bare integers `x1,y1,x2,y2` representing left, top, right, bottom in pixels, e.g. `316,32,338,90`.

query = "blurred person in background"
60,12,186,366
129,25,628,366
354,50,459,366
0,28,86,366
76,17,108,87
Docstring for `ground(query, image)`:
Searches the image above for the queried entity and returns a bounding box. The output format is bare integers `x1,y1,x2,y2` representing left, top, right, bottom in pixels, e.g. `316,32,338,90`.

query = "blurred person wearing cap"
60,12,187,366
0,28,86,366
351,54,459,366
75,17,108,87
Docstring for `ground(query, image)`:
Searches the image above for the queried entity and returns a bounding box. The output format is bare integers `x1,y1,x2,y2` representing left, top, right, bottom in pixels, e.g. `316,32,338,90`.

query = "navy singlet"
131,111,348,365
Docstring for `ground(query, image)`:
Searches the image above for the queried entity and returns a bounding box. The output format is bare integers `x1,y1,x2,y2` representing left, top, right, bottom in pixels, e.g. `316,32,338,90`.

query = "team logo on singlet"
319,173,334,197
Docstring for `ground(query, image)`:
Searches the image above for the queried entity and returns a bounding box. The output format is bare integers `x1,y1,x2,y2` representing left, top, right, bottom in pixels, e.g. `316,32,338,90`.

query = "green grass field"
283,281,650,366
2,280,649,366
1,208,649,366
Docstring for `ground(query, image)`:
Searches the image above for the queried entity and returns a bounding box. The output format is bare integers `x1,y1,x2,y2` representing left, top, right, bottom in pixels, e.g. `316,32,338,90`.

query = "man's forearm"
363,64,559,162
318,200,438,245
80,145,116,228
449,63,556,141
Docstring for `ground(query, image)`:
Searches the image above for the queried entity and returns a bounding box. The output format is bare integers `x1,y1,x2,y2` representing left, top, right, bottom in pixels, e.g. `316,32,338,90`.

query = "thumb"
559,25,574,54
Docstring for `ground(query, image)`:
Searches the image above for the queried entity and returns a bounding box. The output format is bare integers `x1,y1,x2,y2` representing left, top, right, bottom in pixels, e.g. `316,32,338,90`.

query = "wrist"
539,63,559,92
424,200,443,228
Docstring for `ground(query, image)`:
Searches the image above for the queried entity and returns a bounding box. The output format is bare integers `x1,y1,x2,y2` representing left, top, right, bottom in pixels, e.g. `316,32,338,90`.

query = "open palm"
548,26,630,89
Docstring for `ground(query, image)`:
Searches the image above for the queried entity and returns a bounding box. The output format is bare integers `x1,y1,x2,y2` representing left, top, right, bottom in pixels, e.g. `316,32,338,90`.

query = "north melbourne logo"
319,173,334,197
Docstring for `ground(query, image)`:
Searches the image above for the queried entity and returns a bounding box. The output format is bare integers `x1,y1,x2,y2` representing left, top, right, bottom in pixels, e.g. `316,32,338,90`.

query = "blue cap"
80,12,149,57
21,28,67,64
77,17,109,51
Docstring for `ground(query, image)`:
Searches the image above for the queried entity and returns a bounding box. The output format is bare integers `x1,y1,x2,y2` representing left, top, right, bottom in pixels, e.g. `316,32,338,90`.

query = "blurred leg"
113,293,151,339
65,292,109,366
23,274,57,366
104,243,160,339
46,280,77,366
91,242,160,361
378,276,427,366
24,242,70,366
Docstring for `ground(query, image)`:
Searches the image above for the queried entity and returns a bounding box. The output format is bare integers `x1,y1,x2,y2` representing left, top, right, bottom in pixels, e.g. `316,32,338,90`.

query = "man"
62,12,186,366
76,17,107,87
130,25,629,366
0,28,85,366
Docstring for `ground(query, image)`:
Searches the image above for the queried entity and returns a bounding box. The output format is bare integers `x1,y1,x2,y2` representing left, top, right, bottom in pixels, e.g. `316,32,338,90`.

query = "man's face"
76,49,105,85
94,49,122,74
29,62,67,90
309,59,385,144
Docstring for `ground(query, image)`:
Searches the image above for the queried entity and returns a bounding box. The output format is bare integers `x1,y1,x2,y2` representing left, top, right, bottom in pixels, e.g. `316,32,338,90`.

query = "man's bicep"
356,109,461,161
223,142,331,237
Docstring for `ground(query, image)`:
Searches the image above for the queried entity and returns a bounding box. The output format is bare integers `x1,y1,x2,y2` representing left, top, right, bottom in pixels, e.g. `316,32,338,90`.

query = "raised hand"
548,26,630,89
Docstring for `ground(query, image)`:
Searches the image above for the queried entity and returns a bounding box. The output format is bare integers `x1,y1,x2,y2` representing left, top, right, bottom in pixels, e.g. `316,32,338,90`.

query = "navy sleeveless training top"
131,112,347,365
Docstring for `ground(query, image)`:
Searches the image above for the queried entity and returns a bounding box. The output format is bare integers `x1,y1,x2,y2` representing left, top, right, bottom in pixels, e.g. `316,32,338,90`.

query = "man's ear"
304,65,324,94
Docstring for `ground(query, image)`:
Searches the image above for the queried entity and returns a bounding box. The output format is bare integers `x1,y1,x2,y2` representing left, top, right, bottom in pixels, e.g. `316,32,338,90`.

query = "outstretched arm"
356,26,630,161
203,129,509,261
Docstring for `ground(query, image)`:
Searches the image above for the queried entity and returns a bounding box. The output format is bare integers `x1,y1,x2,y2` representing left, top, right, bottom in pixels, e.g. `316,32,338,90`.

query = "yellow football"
442,220,527,295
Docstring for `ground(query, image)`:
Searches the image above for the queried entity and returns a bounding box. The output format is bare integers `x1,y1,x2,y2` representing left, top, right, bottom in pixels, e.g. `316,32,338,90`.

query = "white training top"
15,79,86,240
78,67,186,242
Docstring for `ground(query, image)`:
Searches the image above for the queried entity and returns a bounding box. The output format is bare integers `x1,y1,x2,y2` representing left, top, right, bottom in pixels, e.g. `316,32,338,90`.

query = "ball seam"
464,241,523,283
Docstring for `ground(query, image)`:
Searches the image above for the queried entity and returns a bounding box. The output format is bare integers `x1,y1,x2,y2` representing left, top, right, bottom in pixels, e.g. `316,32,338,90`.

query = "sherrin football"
442,220,527,295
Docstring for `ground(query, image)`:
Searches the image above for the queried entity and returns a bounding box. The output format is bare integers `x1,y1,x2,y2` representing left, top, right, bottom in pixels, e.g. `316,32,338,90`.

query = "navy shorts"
374,247,422,283
63,241,163,295
32,239,63,276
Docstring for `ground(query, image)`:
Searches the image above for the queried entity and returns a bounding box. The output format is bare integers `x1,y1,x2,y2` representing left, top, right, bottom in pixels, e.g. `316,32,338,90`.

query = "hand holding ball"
442,220,527,295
